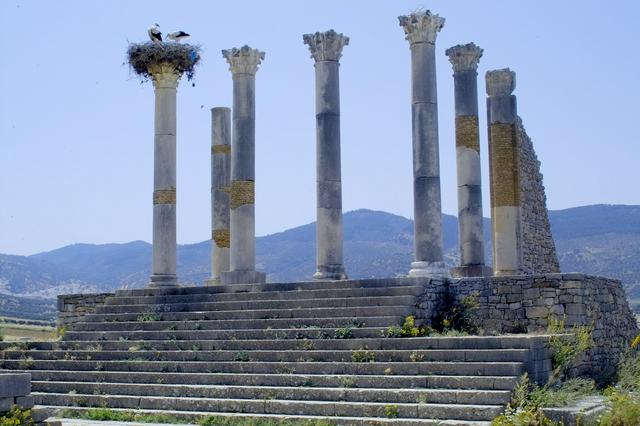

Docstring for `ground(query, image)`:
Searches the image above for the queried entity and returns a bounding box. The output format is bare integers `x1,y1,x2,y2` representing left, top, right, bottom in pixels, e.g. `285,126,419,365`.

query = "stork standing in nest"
148,23,162,43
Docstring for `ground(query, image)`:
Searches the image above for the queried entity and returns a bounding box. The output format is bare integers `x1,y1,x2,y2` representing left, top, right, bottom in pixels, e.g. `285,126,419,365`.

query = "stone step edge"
23,370,521,383
63,326,389,335
96,295,417,311
42,406,492,426
106,285,424,303
68,315,403,328
113,278,426,297
33,381,512,395
33,392,504,411
11,348,529,355
79,305,415,321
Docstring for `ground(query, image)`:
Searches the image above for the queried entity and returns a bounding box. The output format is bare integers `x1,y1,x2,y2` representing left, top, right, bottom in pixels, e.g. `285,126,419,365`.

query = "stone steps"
112,278,421,297
66,316,402,332
0,349,528,363
93,295,418,315
33,382,512,405
23,370,520,390
104,285,424,305
0,335,549,351
79,305,415,323
34,392,504,421
41,406,492,426
61,326,391,341
0,280,551,423
0,359,525,376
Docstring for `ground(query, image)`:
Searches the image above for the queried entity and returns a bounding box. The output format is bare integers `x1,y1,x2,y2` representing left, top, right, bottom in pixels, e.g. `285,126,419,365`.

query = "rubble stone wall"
450,273,638,381
57,293,113,330
516,118,560,274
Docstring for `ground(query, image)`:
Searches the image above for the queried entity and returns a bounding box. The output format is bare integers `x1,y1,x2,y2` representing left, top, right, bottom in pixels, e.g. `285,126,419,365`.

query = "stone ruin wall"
450,273,638,383
516,118,560,274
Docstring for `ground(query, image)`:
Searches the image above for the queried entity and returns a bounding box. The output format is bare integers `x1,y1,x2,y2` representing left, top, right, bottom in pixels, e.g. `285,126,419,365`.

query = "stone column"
446,43,492,278
148,64,181,288
486,68,521,276
206,107,231,286
303,30,349,281
220,46,266,285
399,11,449,278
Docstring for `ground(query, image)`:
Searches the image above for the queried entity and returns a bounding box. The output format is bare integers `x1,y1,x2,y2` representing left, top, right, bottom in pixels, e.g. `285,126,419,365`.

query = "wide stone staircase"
0,279,550,425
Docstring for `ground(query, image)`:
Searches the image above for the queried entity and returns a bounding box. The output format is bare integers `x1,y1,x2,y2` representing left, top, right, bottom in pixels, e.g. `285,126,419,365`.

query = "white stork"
167,31,190,42
148,24,162,43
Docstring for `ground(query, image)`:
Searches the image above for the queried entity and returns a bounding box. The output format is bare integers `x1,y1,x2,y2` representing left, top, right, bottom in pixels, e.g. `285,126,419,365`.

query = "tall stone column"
149,64,181,288
399,11,449,278
220,46,266,285
486,68,521,276
303,30,349,281
446,43,492,278
206,107,231,286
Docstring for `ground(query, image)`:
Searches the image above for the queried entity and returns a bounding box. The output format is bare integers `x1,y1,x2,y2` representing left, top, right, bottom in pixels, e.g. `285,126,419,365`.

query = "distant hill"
1,204,638,320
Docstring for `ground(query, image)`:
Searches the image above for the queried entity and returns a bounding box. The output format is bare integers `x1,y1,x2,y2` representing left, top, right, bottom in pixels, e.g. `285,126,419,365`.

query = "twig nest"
127,42,201,82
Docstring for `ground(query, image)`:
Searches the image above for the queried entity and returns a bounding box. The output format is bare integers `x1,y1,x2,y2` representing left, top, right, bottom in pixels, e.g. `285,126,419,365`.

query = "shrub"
0,406,34,426
136,313,161,322
598,390,640,426
351,348,375,363
384,404,399,419
233,351,250,362
547,316,593,381
334,326,354,339
384,316,432,338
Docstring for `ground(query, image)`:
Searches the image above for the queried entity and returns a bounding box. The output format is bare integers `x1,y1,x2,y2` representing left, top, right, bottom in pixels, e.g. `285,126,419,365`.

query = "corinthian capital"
303,30,349,62
398,11,445,45
486,68,516,96
445,43,483,73
222,45,265,75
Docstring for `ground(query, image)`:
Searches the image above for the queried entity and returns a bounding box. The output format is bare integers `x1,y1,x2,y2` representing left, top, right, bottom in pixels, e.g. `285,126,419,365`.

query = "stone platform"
0,274,636,424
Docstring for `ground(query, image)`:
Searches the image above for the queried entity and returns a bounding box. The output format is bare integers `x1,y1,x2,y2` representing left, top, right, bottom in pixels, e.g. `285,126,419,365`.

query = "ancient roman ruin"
0,9,637,425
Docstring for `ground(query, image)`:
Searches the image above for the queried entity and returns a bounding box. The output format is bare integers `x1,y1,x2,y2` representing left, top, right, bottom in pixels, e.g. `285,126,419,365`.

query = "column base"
451,265,493,278
204,278,220,286
313,265,348,281
220,270,266,285
408,261,450,278
149,274,178,288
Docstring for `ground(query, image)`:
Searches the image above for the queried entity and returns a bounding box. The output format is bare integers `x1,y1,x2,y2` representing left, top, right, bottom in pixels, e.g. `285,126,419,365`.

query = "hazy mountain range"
1,204,639,320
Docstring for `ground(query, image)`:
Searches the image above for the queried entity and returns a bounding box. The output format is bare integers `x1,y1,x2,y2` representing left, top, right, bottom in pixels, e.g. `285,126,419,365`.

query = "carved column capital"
486,68,516,96
148,63,181,89
303,29,349,62
222,45,265,75
446,43,483,73
398,11,445,45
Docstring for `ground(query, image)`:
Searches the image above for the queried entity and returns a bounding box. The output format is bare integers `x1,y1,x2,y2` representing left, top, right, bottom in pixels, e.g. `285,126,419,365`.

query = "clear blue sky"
1,1,639,255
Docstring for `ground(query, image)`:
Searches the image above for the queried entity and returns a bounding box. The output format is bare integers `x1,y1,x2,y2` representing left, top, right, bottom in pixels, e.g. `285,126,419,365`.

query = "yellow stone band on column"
455,115,480,151
490,123,520,207
153,189,176,205
212,145,231,154
230,180,255,209
212,229,230,248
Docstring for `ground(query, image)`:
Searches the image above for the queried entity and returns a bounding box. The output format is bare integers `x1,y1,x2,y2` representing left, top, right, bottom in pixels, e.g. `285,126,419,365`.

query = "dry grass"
0,323,56,341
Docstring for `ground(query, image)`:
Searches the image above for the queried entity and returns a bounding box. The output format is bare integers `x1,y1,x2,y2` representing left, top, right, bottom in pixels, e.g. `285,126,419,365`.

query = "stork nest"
127,42,202,82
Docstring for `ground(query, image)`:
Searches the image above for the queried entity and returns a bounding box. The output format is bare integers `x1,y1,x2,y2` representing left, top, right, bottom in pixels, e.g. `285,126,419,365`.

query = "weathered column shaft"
399,11,449,278
207,107,231,285
304,30,349,280
149,65,180,287
486,68,521,276
230,73,256,270
220,46,266,285
446,44,491,278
